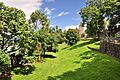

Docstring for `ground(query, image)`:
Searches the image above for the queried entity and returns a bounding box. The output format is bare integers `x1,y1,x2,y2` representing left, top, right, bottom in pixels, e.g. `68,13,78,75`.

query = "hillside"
12,39,120,80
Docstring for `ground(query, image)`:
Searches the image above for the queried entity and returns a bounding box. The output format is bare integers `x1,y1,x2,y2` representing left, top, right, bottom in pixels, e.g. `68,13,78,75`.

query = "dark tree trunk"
1,37,4,50
10,54,17,68
43,50,45,57
97,31,100,40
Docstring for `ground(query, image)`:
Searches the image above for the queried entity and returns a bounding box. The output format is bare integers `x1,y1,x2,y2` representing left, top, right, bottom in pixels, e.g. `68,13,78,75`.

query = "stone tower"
79,22,85,38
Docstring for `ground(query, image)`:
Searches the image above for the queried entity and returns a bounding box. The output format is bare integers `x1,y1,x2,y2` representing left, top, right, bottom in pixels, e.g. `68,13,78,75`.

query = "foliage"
37,26,59,53
52,26,65,44
102,0,120,36
0,2,29,53
0,50,10,66
80,0,120,39
29,10,49,31
0,2,35,66
65,29,80,46
29,10,60,55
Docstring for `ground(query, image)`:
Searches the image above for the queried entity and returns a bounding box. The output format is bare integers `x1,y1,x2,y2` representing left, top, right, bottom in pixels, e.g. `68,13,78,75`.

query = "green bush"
65,29,80,46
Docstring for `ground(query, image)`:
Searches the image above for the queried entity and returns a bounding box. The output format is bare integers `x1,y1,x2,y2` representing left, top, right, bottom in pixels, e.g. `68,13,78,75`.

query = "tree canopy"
0,2,31,54
0,2,35,67
80,0,120,38
65,29,80,46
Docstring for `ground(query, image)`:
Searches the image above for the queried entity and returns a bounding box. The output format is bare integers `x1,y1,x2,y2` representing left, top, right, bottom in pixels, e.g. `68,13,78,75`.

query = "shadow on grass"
47,51,120,80
94,42,100,45
81,38,95,41
13,65,35,75
69,39,98,50
61,46,69,50
42,54,56,59
0,78,11,80
87,46,99,51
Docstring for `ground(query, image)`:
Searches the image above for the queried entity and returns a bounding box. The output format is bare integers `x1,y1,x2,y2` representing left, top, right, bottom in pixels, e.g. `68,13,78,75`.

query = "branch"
7,47,21,53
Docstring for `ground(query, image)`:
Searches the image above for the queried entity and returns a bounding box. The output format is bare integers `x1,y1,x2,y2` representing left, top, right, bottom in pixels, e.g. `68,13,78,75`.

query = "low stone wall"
100,38,120,58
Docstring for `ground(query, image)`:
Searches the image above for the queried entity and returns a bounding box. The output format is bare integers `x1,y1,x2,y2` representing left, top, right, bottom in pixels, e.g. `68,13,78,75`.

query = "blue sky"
1,0,87,30
41,0,87,30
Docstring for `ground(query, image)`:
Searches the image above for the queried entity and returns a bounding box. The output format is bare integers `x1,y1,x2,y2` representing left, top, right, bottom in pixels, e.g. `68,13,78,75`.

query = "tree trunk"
1,37,4,50
97,31,100,40
43,50,45,57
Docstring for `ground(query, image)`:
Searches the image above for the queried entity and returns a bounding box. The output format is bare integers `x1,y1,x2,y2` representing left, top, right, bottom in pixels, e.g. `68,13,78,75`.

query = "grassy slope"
12,39,120,80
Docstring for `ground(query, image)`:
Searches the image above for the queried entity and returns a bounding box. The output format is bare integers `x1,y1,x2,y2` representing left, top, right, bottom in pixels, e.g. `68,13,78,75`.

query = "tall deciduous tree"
0,2,28,53
80,0,106,39
0,2,34,66
29,10,59,58
80,0,120,39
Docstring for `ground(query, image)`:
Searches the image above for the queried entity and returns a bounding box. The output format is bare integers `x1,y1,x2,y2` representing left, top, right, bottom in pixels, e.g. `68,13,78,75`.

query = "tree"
44,27,58,52
37,26,58,53
29,10,59,60
0,2,34,67
106,0,120,36
29,10,49,31
51,26,65,44
65,29,80,46
80,0,120,39
80,0,106,39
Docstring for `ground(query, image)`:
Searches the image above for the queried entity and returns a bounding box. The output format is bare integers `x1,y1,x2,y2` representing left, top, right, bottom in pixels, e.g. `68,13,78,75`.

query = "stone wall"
100,38,120,58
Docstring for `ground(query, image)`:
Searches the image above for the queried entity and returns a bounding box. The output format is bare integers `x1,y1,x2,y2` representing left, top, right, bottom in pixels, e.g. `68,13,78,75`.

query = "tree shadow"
73,51,100,64
69,39,98,50
61,46,69,50
87,46,99,51
42,54,56,59
0,78,11,80
78,51,95,60
94,42,100,45
13,65,35,75
81,38,94,41
47,51,120,80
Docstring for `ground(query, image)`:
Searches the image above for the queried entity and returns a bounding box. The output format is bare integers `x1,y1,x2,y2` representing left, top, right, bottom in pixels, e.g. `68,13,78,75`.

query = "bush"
65,29,80,46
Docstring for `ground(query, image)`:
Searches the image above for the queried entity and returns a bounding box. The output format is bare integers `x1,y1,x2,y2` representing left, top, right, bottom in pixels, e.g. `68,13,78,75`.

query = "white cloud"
47,16,56,19
50,25,55,27
51,8,55,11
77,11,79,14
47,16,52,19
58,11,70,17
1,0,43,20
65,25,79,30
72,18,80,21
44,7,55,15
46,0,55,2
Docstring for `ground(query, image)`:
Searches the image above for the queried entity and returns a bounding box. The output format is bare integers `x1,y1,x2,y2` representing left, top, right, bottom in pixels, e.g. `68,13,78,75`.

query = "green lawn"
12,39,120,80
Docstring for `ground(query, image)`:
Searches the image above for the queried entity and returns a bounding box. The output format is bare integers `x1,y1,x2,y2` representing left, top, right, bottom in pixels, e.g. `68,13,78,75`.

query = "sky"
1,0,87,30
